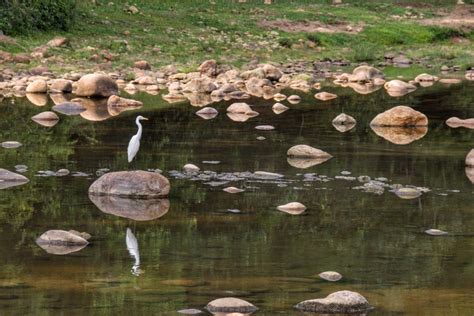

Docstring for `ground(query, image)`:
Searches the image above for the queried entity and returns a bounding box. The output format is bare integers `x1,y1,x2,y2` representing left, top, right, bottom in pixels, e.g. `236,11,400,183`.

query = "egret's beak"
142,117,149,120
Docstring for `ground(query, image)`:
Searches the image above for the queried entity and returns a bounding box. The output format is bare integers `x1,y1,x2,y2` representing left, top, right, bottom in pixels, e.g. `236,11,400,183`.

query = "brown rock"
14,54,31,64
198,59,217,77
26,79,47,93
88,171,170,198
370,106,428,127
226,102,258,116
133,60,151,70
50,79,73,93
371,126,428,145
47,37,69,47
446,117,474,129
287,145,332,159
75,74,118,97
277,202,307,215
315,92,337,101
107,95,143,116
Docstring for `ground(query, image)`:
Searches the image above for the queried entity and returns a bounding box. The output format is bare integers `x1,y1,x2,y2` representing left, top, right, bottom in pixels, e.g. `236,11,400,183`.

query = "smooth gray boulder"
295,290,371,314
36,229,90,255
88,171,170,198
205,297,257,314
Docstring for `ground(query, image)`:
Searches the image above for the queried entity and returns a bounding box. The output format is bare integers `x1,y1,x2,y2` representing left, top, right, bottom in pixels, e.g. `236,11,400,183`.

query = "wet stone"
1,141,22,149
425,229,448,236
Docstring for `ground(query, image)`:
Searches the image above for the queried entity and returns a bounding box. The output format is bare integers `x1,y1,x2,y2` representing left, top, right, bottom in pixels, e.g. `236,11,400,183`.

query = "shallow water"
0,81,473,315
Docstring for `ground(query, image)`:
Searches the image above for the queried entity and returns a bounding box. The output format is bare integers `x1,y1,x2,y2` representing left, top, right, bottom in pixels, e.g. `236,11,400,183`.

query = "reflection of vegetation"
0,82,473,314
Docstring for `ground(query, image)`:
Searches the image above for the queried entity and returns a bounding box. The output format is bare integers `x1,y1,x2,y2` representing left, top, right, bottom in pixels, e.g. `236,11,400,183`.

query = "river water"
0,80,473,315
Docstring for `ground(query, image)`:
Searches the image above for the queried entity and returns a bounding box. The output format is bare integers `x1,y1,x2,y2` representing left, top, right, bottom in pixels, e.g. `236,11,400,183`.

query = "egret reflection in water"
126,228,141,276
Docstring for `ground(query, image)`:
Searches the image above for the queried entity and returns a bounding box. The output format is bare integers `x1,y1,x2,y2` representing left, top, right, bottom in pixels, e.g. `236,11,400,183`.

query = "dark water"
0,81,473,315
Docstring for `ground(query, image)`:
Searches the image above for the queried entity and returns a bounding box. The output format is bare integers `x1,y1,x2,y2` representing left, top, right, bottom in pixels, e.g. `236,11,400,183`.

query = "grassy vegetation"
0,0,473,73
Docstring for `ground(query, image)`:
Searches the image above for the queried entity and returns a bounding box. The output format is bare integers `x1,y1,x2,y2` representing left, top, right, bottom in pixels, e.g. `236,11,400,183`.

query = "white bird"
126,228,141,276
127,115,148,162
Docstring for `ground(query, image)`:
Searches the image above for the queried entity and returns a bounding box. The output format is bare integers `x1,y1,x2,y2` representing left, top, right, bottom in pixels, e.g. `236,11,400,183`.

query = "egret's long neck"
135,118,143,137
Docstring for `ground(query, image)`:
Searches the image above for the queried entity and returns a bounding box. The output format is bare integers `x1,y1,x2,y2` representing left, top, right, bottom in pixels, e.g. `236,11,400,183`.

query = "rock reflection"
26,93,47,106
287,156,331,169
89,194,169,221
36,242,88,255
126,228,141,276
371,126,428,145
227,112,258,122
466,168,474,184
348,82,381,95
73,98,111,121
49,93,71,105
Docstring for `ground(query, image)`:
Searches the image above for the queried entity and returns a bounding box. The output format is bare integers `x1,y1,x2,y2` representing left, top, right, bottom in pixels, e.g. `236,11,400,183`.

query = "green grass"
0,0,473,73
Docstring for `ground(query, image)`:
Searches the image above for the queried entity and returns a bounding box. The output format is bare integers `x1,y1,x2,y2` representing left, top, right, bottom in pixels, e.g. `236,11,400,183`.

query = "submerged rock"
394,187,422,199
370,106,428,127
287,95,301,104
183,164,200,173
446,117,474,129
226,102,258,115
31,111,59,127
205,297,257,314
36,229,89,255
177,308,203,315
1,141,22,149
384,80,417,96
272,102,289,114
107,95,143,116
196,107,218,119
425,229,448,236
439,78,461,84
52,102,86,116
414,73,439,83
255,125,275,131
0,168,29,189
277,202,307,215
314,92,337,101
88,171,170,198
223,186,245,194
332,113,356,132
75,74,118,97
318,271,343,282
295,290,371,314
287,145,332,159
89,194,169,221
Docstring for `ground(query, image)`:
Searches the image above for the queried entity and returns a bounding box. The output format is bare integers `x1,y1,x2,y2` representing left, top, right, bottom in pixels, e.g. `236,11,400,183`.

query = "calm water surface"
0,81,473,315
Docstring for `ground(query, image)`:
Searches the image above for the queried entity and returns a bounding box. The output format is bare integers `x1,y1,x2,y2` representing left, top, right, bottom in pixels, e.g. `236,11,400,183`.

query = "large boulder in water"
295,290,371,314
205,297,258,314
0,168,29,189
370,106,428,127
75,74,118,97
36,229,89,255
89,194,170,221
88,171,170,198
349,66,384,82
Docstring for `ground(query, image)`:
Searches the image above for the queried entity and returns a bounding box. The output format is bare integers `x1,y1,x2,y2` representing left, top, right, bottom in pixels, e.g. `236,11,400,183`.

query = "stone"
394,187,422,199
133,60,151,70
277,202,307,215
384,80,417,96
226,102,258,115
89,194,169,221
52,102,86,116
107,95,143,116
318,271,343,282
272,103,289,115
14,54,30,64
466,149,474,167
255,125,275,131
31,111,59,127
196,107,218,119
88,171,170,198
315,92,337,101
371,126,427,145
262,64,283,81
50,79,73,93
295,290,371,314
75,74,118,97
183,164,200,173
177,309,203,315
205,297,257,314
393,55,412,65
253,171,283,179
47,37,69,47
287,95,301,104
128,5,139,14
36,230,88,246
347,66,384,82
414,73,439,82
287,145,332,159
223,186,245,194
56,169,70,176
273,93,287,101
446,117,474,129
370,106,428,127
332,113,356,126
198,59,217,77
26,79,47,93
0,168,29,189
425,229,448,236
182,77,217,93
1,141,22,149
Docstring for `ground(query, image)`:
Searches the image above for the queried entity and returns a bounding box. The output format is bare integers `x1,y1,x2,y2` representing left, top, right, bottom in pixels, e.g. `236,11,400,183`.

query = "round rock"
394,187,422,199
205,297,257,314
223,186,244,194
370,105,428,127
75,74,118,98
277,202,307,215
183,164,200,173
88,170,170,198
295,290,371,314
318,271,343,282
425,229,448,236
26,79,47,93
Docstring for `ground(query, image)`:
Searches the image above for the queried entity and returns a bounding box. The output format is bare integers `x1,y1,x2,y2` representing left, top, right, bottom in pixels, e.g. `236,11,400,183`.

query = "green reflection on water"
0,81,473,315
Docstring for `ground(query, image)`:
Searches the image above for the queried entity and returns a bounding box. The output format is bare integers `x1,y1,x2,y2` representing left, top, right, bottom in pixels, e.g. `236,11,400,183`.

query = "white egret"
126,228,141,276
127,115,148,162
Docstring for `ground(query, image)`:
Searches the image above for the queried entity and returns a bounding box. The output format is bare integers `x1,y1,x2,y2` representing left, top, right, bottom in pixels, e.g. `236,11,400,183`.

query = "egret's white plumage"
127,115,148,162
126,228,141,275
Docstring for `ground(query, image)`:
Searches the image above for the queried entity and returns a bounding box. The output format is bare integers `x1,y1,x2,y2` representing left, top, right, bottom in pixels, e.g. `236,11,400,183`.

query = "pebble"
255,125,275,131
1,141,22,149
425,229,448,236
256,136,266,140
